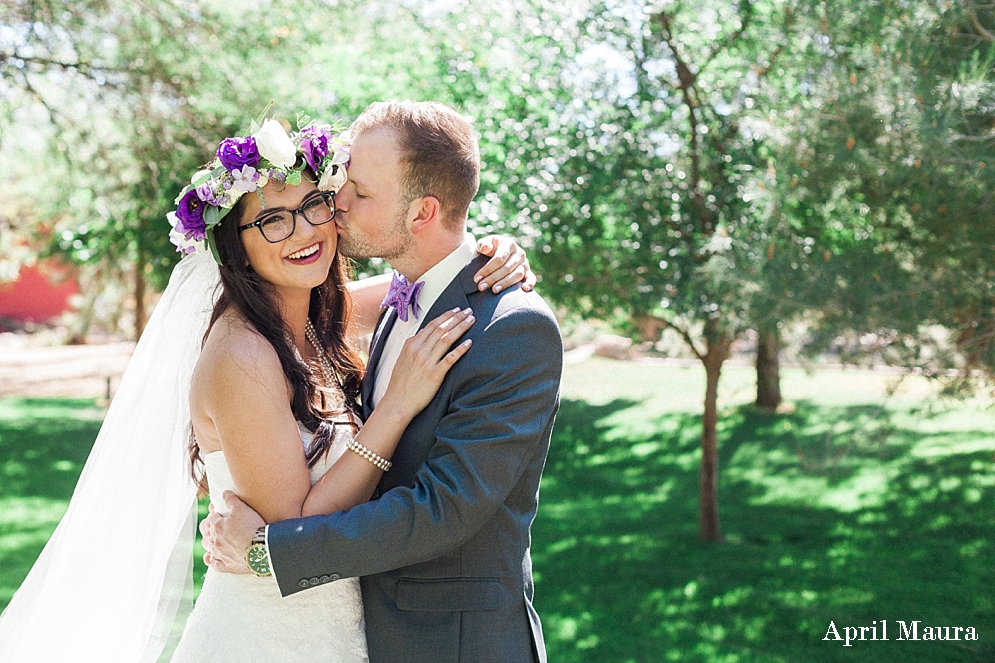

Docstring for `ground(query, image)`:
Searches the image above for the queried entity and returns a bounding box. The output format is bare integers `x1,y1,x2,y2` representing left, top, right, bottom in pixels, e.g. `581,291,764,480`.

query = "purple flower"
175,188,207,240
231,165,260,192
195,182,220,206
267,169,286,183
300,125,332,171
216,136,260,172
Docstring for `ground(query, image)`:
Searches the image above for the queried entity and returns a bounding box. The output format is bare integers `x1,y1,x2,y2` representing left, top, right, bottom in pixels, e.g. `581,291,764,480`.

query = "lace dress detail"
170,421,368,662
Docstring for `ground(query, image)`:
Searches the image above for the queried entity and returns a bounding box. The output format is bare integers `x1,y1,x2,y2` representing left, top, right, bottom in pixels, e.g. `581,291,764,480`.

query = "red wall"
0,261,80,323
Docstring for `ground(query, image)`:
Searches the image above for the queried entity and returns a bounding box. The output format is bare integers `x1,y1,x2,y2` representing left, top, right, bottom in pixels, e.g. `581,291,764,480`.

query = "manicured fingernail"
451,307,461,313
463,307,472,314
463,339,473,346
474,275,482,283
479,282,488,291
494,285,502,293
466,315,475,323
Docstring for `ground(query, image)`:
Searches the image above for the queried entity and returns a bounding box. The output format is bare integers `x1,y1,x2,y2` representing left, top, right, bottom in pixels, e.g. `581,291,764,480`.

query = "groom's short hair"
351,100,480,231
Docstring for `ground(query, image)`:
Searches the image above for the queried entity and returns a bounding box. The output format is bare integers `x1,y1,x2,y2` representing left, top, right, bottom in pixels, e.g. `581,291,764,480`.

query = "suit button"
298,579,309,588
329,573,341,581
372,490,381,500
309,577,320,586
320,575,331,583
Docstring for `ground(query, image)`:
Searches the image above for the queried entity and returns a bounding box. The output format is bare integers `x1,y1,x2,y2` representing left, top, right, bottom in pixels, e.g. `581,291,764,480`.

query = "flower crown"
168,109,350,262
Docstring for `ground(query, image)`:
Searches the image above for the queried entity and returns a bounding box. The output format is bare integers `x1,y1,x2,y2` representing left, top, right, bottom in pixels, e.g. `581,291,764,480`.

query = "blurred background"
1,1,994,661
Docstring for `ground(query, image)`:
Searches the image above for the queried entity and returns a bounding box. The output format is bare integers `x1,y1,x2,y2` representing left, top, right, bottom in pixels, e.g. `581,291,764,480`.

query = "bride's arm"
344,235,536,340
301,308,476,516
195,328,312,523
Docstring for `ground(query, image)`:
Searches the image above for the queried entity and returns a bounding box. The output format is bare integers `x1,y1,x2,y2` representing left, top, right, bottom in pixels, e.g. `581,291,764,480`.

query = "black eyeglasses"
238,191,336,243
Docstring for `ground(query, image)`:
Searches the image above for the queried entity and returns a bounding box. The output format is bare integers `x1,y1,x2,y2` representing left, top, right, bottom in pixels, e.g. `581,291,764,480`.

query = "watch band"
245,525,271,577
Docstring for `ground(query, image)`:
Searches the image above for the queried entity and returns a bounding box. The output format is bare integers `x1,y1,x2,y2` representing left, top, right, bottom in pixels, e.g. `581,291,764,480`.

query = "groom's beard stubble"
337,203,414,262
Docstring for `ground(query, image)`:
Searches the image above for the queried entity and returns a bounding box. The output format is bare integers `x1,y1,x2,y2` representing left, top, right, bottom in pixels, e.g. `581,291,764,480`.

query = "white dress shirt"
371,236,478,407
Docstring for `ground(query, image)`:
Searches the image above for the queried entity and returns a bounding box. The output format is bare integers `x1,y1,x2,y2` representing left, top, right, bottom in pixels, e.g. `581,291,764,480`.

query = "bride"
0,113,532,662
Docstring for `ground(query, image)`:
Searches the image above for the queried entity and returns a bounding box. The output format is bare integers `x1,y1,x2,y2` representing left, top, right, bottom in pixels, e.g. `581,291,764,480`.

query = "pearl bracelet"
346,439,392,472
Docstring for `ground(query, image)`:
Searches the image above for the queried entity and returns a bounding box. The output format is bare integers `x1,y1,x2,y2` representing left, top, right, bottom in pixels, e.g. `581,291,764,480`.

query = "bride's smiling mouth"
285,242,323,264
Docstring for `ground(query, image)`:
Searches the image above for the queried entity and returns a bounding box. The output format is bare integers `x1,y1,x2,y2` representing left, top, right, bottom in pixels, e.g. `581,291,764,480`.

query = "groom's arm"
266,299,562,597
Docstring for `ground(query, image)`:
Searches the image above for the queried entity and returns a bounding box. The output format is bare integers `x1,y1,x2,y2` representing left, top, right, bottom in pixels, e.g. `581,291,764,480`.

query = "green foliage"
4,361,994,660
0,398,105,606
768,1,995,373
0,0,367,331
535,359,995,662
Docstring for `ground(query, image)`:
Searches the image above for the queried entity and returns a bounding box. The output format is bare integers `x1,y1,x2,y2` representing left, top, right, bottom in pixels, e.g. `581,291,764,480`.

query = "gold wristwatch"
245,526,271,577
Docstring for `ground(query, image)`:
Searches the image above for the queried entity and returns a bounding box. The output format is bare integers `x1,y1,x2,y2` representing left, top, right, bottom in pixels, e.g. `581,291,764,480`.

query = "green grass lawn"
1,359,993,661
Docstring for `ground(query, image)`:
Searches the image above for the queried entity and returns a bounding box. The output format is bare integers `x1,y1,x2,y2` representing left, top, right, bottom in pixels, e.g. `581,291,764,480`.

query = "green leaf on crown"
173,184,192,206
249,100,275,135
206,227,222,265
204,205,220,228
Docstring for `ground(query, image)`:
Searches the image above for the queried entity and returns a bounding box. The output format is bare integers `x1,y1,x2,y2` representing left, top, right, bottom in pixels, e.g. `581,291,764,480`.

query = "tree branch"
658,316,706,361
651,12,713,234
968,9,995,42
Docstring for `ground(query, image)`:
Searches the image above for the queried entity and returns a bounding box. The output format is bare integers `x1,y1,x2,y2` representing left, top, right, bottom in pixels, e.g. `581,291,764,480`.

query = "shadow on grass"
0,397,210,610
0,398,105,606
534,398,995,663
3,396,993,662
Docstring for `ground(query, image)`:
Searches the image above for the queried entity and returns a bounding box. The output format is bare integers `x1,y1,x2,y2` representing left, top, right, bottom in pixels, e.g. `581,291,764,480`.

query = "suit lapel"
361,307,398,420
415,254,488,332
373,254,490,489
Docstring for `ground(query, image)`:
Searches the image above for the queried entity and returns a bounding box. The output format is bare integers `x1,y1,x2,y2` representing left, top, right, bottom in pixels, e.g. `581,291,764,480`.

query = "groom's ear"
408,195,441,234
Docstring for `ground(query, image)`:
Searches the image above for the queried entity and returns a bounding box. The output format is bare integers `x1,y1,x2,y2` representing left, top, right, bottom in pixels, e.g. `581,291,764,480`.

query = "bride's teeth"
288,244,319,260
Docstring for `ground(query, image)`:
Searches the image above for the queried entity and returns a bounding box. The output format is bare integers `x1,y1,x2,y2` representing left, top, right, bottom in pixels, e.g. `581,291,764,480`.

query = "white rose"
318,164,347,192
254,119,297,169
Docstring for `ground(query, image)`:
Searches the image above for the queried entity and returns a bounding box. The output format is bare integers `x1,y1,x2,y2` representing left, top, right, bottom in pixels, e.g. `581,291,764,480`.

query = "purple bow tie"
381,272,425,323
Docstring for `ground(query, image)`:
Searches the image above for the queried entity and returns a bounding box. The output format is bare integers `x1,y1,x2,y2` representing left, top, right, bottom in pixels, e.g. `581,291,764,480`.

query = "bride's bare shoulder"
191,312,289,404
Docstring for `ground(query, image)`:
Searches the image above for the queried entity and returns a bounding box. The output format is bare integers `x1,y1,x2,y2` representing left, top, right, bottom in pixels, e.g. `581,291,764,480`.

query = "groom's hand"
201,490,264,574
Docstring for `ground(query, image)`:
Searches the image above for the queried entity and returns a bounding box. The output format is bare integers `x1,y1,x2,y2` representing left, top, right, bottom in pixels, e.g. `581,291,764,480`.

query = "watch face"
246,544,270,576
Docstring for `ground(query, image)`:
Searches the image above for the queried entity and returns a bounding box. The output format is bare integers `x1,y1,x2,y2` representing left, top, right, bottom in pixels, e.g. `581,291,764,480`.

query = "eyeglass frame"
237,190,337,243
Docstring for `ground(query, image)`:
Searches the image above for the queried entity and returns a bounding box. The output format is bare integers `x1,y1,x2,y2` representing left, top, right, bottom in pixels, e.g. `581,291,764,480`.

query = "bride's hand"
475,235,537,293
380,307,475,420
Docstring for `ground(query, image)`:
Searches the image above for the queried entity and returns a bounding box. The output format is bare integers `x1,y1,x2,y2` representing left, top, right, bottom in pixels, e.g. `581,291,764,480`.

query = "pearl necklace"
303,321,389,471
304,319,337,387
287,319,342,395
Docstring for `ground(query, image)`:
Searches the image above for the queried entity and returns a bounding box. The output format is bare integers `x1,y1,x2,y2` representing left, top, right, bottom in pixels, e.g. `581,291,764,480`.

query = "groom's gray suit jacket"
268,254,563,663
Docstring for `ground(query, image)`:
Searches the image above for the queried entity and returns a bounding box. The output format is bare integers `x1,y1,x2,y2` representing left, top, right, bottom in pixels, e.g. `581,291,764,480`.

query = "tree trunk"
699,328,729,542
755,326,782,411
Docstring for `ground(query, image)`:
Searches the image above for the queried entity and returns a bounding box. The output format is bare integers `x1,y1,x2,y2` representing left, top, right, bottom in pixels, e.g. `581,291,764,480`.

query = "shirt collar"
409,233,477,321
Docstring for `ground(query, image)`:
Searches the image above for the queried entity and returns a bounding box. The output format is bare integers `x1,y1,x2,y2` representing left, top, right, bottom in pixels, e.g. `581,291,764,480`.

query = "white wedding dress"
170,422,369,663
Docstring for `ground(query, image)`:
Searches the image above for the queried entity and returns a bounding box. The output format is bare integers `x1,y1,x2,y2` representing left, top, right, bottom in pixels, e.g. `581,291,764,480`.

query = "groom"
205,100,562,663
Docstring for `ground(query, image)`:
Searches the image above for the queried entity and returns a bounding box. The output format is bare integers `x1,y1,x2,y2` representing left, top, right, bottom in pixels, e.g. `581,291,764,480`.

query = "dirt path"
0,336,135,399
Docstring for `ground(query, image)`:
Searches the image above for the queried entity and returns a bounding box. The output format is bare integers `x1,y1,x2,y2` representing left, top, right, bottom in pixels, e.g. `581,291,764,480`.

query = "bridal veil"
0,248,218,661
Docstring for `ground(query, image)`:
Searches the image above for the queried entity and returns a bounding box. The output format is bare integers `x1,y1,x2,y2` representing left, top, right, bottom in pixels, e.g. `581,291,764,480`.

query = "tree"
0,0,363,337
770,1,995,383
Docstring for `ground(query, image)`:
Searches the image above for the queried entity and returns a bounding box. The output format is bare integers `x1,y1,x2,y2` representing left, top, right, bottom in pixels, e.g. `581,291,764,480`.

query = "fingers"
473,235,519,291
477,249,524,292
439,339,473,369
491,263,531,294
222,490,241,511
408,308,475,366
475,235,499,256
523,265,537,292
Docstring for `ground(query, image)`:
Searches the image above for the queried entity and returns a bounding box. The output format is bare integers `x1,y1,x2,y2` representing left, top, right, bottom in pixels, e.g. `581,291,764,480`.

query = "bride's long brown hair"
189,175,364,492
